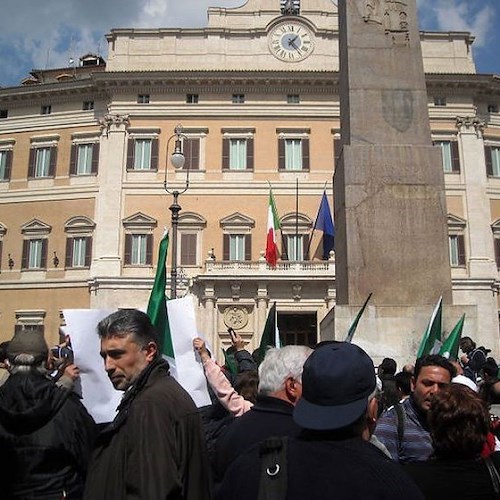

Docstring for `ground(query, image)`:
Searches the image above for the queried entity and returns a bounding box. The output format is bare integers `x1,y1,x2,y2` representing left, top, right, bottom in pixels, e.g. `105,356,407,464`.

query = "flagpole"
295,178,299,261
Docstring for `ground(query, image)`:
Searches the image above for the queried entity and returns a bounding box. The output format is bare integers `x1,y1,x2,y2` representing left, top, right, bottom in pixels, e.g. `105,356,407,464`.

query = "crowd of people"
0,309,499,499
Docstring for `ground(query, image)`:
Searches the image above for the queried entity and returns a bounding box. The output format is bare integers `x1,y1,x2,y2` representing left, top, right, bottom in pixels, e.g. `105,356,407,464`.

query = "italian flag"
265,189,280,267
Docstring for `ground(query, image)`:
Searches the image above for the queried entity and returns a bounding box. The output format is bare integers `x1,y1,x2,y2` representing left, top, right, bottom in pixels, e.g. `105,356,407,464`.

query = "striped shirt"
374,396,433,463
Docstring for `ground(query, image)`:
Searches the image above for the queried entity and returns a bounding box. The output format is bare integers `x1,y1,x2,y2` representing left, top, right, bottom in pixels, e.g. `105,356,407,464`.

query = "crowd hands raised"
0,310,499,499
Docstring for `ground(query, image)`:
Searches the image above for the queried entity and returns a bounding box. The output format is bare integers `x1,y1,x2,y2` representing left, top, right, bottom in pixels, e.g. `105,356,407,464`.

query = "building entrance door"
277,312,317,347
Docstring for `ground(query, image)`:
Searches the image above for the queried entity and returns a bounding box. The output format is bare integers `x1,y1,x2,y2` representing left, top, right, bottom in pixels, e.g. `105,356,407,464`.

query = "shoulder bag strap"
257,437,288,500
484,456,500,499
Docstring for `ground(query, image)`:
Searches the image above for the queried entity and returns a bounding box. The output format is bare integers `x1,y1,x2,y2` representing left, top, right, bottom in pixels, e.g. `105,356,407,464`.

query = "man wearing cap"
217,342,423,499
0,328,97,499
374,354,456,463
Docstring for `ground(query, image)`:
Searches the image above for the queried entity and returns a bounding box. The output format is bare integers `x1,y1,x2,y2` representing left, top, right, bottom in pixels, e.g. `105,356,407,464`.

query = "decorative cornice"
98,112,130,135
456,115,485,137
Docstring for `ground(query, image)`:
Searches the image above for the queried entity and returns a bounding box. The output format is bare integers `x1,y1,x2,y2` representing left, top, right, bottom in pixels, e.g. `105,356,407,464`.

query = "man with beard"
374,354,456,463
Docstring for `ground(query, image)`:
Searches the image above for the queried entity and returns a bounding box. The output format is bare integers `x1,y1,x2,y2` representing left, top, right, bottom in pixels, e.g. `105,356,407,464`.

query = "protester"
394,370,412,400
377,357,400,414
217,342,423,500
214,345,311,481
460,336,488,382
404,384,500,499
0,328,97,499
84,309,211,500
375,354,456,463
0,341,9,386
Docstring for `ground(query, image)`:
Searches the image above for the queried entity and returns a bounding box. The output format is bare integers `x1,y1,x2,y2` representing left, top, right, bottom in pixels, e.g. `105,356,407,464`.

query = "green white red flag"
265,189,281,267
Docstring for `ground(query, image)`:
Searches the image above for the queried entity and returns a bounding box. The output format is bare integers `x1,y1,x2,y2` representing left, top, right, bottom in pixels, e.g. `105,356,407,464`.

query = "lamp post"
164,124,189,299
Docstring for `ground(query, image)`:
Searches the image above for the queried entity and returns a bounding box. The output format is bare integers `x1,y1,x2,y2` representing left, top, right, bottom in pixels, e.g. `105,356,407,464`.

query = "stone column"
91,113,129,276
457,116,497,277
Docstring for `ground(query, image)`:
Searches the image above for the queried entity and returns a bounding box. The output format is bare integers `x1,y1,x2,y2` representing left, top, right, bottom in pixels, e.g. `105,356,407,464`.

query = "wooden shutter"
495,239,500,269
126,139,135,170
247,138,254,170
181,233,197,266
3,150,12,181
282,235,289,261
245,234,252,261
150,138,159,170
69,144,77,175
85,237,92,267
124,234,132,265
485,146,493,177
41,239,48,268
65,238,73,268
91,143,100,174
222,138,230,170
0,241,2,271
184,138,200,170
278,138,285,170
457,235,466,266
223,234,230,260
451,142,460,173
49,146,57,177
334,138,342,169
146,234,153,265
302,138,310,170
28,148,36,178
21,240,29,269
303,234,310,260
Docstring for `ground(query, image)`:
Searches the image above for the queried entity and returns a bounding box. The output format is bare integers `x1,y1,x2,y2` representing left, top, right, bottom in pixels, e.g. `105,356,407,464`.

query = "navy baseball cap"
294,342,376,430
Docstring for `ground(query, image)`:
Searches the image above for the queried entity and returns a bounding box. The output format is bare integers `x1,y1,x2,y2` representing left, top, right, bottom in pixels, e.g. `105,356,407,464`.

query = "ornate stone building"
0,0,499,362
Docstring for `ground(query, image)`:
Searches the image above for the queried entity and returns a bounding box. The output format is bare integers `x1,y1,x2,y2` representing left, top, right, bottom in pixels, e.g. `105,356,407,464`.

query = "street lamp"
164,124,189,298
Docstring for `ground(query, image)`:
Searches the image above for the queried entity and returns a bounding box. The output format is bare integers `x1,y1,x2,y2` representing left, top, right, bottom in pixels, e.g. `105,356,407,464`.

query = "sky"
0,0,498,88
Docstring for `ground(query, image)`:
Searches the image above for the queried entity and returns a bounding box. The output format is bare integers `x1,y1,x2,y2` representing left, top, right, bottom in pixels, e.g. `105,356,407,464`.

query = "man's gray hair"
258,345,312,395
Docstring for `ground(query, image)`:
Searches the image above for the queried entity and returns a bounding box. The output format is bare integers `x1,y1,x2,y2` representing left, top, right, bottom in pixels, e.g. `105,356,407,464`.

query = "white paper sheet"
62,309,122,424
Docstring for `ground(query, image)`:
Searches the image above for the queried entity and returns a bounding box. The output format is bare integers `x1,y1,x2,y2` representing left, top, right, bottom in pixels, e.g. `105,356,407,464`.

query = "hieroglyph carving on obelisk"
361,0,409,44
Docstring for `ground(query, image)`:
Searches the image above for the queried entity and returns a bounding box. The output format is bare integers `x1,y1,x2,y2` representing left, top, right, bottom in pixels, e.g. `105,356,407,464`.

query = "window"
434,141,460,173
232,94,245,104
126,137,159,171
186,94,199,104
82,101,94,111
124,234,152,265
137,94,150,104
182,138,200,171
0,109,8,119
28,146,57,178
285,234,306,260
229,234,246,260
22,239,48,269
65,237,91,268
485,146,500,178
278,137,310,171
221,212,254,261
70,143,99,175
280,212,312,261
449,235,465,266
41,105,52,115
287,94,300,104
434,97,446,107
180,234,197,266
494,238,500,270
222,130,255,171
0,149,12,181
488,104,499,114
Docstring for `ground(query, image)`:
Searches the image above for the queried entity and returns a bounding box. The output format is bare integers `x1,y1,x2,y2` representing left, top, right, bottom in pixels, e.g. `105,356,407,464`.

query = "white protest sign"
63,309,122,424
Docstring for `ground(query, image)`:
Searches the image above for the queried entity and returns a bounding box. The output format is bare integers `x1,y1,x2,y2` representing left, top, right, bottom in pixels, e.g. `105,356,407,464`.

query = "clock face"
268,21,314,62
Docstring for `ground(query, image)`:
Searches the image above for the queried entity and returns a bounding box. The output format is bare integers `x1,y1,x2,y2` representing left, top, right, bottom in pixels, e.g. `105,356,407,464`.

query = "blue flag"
314,191,334,259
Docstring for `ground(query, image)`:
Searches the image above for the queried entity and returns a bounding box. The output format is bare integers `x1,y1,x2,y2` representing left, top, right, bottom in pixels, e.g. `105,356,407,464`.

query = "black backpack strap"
394,402,406,455
257,437,288,500
484,456,500,499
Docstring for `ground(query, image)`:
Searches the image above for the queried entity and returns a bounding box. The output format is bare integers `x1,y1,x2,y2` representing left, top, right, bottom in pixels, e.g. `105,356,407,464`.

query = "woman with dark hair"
405,384,500,499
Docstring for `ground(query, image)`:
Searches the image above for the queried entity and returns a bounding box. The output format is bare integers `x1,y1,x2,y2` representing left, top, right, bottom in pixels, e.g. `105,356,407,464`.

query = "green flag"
256,302,281,364
345,293,372,343
147,231,174,358
417,296,443,358
222,348,238,375
439,314,465,360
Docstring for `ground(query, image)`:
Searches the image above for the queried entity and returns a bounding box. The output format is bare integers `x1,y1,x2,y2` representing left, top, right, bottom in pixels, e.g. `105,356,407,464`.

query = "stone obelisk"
333,0,456,357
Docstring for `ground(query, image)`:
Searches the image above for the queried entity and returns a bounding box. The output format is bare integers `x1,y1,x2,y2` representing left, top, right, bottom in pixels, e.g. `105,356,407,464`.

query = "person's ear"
144,341,158,361
285,377,300,403
367,397,378,423
410,375,416,392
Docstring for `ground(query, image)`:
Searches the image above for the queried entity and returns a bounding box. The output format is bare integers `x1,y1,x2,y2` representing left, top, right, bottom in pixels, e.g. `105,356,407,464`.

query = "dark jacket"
0,371,97,499
214,395,301,481
84,358,211,500
217,434,424,500
404,452,500,499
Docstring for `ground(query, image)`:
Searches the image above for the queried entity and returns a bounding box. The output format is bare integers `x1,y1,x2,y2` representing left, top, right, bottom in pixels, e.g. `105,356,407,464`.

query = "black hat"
7,329,48,362
294,342,376,430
